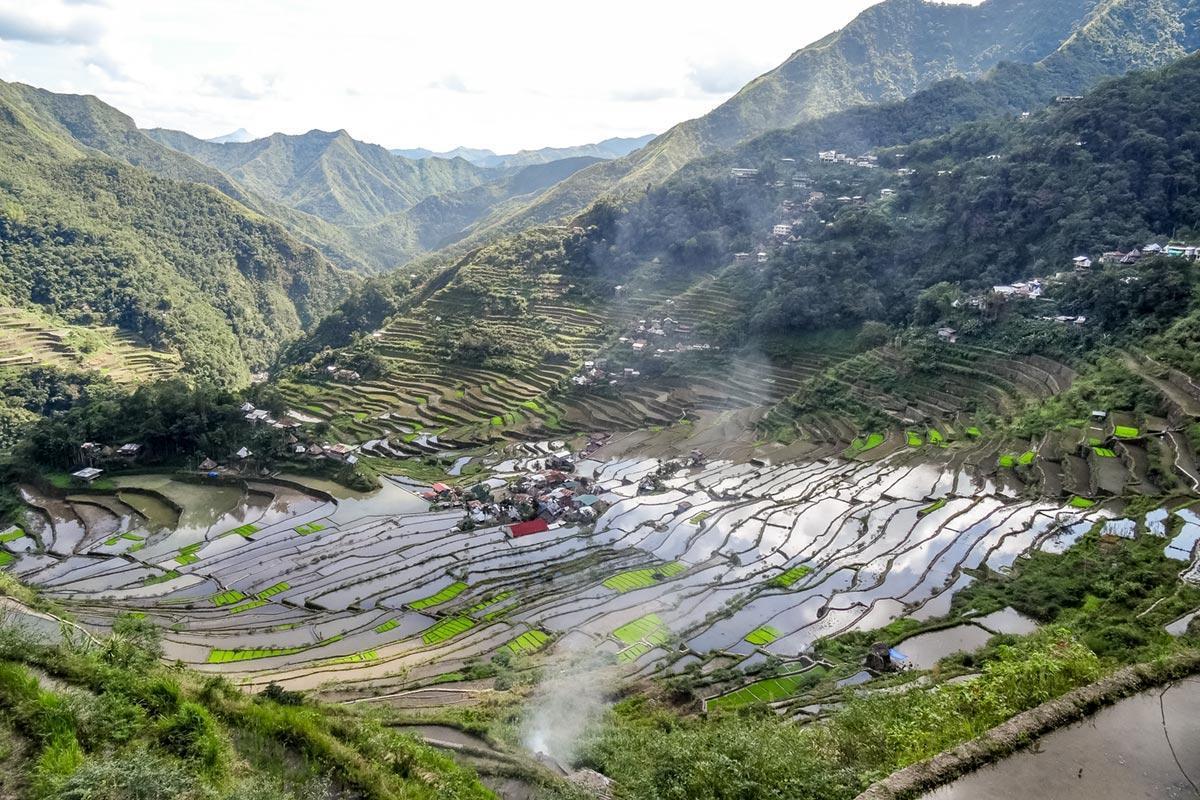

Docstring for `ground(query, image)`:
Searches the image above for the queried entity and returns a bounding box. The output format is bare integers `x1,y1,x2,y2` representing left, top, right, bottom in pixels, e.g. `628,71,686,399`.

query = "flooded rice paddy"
3,447,1188,696
924,677,1200,799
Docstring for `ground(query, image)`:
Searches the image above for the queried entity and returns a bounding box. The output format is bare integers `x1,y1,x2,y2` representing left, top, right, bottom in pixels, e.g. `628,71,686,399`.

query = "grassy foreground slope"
0,603,493,800
0,80,351,387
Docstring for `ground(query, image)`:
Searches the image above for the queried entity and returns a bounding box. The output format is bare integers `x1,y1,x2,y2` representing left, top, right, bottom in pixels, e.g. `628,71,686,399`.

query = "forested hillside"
456,0,1200,247
0,82,350,388
149,128,602,269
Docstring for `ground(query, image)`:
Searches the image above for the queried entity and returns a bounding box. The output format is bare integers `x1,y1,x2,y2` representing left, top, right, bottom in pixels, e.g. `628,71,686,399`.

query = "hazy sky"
0,1,965,152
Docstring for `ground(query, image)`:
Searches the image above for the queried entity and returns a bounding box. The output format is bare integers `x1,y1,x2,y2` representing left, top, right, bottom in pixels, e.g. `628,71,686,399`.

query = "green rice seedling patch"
966,426,982,438
176,552,199,565
206,645,307,663
906,432,923,447
323,650,378,665
771,565,812,588
1070,496,1096,509
998,454,1016,468
482,602,520,621
490,416,503,426
294,522,327,536
1114,425,1140,439
506,630,549,655
408,581,469,611
707,667,827,710
1087,436,1103,446
374,619,399,634
612,613,670,647
0,551,15,567
850,433,886,453
212,589,247,606
256,582,290,600
616,641,655,663
222,523,260,539
918,499,947,516
1093,447,1116,458
422,616,476,645
744,625,781,646
688,511,711,525
140,570,180,586
0,528,26,543
1018,450,1036,466
228,600,267,614
603,562,686,593
928,429,945,445
466,591,514,616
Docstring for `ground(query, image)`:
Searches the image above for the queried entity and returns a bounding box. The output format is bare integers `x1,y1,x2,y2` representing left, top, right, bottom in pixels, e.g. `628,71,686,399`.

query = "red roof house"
508,519,550,538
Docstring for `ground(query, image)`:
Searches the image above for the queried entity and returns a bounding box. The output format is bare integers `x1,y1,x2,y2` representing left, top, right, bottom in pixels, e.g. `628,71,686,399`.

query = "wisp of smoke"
523,647,613,765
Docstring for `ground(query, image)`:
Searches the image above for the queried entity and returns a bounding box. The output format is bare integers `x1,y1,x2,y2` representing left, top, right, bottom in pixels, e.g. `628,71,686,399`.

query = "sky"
0,1,960,153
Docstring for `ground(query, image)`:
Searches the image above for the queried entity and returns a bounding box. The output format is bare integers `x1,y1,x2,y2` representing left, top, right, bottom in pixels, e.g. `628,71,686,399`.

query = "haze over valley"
1,2,1200,799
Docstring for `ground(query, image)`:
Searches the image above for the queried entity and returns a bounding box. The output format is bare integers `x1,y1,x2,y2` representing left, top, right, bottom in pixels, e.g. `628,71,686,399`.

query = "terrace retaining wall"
854,649,1200,800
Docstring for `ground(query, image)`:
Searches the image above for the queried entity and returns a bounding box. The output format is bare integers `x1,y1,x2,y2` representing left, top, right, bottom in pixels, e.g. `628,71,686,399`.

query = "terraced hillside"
0,306,180,383
6,445,1196,710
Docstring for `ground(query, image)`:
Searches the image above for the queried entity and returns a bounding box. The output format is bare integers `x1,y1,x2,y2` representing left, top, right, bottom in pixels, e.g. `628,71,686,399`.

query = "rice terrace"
7,1,1200,798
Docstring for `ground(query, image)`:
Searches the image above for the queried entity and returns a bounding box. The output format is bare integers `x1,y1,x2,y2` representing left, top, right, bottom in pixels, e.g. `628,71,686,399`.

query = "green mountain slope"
465,0,1200,244
0,81,350,387
148,127,605,269
147,128,491,225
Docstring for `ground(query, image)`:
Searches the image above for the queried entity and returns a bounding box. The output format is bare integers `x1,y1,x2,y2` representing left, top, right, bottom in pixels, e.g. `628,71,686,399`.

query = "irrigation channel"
3,442,1196,706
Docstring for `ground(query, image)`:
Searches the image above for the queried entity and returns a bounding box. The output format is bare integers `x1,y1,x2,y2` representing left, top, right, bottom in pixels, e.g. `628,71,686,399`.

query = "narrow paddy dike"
2,442,1144,706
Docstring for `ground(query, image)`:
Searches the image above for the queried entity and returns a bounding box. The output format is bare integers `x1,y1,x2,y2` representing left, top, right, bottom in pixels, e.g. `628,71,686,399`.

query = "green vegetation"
0,81,348,386
222,524,259,539
1070,496,1096,509
0,528,25,543
373,619,399,634
211,590,247,607
422,617,476,646
506,630,550,655
1114,425,1140,439
408,581,469,611
688,511,711,525
613,614,671,647
707,667,826,710
603,563,686,592
293,522,326,536
771,565,813,587
744,625,782,646
580,630,1107,800
0,611,490,800
918,499,947,516
255,582,289,600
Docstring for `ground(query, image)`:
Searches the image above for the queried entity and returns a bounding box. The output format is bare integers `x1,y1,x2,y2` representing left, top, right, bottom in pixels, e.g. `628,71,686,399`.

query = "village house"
1072,255,1092,271
730,167,759,180
71,467,103,484
116,443,143,458
936,327,958,343
772,223,793,238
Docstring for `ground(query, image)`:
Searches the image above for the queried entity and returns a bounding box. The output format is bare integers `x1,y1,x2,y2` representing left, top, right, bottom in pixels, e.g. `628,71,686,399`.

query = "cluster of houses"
240,402,303,431
423,455,610,533
325,364,362,383
571,358,641,388
818,150,879,168
1071,242,1200,272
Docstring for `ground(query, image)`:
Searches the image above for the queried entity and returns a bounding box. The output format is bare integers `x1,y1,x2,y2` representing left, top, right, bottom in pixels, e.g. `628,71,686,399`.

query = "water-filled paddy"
4,451,1129,691
923,678,1200,800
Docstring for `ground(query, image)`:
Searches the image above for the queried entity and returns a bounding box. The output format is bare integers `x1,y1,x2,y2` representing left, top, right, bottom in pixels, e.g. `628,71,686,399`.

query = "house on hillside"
773,223,793,238
730,168,759,180
71,467,103,485
324,443,355,462
936,327,958,343
235,447,252,460
1072,255,1092,271
116,443,143,458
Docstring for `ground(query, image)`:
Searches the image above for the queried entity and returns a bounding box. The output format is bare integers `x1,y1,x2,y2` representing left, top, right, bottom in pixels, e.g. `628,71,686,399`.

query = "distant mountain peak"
206,127,254,144
390,135,655,168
